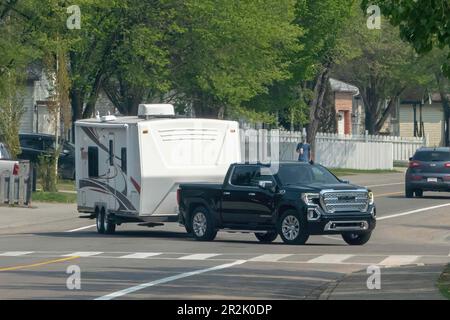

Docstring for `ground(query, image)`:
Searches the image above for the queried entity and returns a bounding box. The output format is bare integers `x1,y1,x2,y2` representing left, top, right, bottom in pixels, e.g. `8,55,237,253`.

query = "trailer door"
108,132,117,211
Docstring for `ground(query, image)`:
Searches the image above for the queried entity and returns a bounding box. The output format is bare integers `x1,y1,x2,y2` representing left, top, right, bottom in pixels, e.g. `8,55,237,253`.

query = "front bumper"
305,204,376,235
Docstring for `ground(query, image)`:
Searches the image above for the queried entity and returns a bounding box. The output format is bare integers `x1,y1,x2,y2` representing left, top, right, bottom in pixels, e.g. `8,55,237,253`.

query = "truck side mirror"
258,180,274,191
341,179,350,184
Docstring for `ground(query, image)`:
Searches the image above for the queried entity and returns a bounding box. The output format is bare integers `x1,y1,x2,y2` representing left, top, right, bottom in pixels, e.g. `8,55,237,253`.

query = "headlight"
368,191,374,205
302,193,320,205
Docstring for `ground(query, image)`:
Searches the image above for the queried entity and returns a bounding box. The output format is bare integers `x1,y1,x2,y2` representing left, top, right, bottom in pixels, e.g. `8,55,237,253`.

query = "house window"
121,147,127,174
88,147,99,177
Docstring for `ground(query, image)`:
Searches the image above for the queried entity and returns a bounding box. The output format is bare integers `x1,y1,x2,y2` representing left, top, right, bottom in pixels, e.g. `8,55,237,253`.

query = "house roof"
400,86,450,104
329,78,359,94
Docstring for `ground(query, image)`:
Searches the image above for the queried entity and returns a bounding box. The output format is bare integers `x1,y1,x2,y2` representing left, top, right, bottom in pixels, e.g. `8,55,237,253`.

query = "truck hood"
284,182,366,193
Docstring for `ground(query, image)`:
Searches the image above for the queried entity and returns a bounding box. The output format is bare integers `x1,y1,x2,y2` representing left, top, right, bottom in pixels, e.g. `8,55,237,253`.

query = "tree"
333,15,431,134
363,0,450,76
0,71,24,159
170,0,301,118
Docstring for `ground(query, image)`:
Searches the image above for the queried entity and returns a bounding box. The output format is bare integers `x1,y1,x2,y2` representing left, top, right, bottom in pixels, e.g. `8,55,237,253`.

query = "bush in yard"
37,154,57,192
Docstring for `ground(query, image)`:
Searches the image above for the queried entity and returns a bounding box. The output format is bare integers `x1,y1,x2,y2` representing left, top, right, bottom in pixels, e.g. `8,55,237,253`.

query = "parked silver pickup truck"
0,143,19,176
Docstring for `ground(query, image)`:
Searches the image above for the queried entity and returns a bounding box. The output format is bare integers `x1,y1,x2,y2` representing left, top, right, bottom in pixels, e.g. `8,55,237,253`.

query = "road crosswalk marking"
0,251,447,267
249,254,293,262
0,251,33,257
62,252,103,257
119,253,162,259
178,253,220,260
378,255,420,266
307,254,354,264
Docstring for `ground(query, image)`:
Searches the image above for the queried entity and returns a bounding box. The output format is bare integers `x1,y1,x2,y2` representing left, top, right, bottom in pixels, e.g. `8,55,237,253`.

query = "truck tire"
191,207,217,241
414,189,423,197
277,210,309,245
342,232,372,245
96,209,105,234
255,232,278,243
103,211,116,234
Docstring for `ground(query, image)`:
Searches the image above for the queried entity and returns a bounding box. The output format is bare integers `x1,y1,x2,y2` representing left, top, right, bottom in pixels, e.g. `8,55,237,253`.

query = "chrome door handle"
248,193,256,196
223,192,231,195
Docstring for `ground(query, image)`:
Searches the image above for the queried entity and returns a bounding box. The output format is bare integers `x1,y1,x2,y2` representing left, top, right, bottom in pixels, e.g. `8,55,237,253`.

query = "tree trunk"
307,66,331,160
436,73,450,146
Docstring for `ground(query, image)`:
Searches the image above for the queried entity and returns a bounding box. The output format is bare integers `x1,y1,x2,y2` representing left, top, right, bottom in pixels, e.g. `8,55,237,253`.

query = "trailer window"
109,140,114,165
88,147,99,177
121,147,127,174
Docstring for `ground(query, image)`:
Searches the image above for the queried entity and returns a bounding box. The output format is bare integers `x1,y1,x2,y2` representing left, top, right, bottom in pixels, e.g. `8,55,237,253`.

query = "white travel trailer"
75,104,241,233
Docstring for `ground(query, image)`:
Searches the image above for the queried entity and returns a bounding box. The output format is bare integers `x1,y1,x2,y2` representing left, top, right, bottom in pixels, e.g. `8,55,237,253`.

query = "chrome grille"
320,190,369,213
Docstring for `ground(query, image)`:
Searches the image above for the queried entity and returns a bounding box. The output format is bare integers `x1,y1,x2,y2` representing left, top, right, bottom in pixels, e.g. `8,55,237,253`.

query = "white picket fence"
240,130,426,170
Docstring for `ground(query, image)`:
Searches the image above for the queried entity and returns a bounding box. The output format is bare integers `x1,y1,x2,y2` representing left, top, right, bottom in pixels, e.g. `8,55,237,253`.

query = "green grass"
32,191,77,203
330,168,401,177
437,264,450,300
36,179,76,192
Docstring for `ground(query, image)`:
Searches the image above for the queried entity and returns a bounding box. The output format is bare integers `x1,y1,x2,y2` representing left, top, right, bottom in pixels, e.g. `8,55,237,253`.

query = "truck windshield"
276,164,340,185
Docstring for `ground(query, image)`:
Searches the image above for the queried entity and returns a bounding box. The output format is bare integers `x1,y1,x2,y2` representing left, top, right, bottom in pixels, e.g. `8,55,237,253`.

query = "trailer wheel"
191,207,217,241
103,211,116,234
96,209,105,234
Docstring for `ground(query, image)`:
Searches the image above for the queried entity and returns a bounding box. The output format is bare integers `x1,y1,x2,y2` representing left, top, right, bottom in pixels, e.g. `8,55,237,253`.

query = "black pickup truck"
177,162,376,245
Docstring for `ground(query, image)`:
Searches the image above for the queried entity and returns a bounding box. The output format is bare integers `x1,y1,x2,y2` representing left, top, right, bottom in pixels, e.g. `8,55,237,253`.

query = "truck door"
221,165,274,225
107,133,117,211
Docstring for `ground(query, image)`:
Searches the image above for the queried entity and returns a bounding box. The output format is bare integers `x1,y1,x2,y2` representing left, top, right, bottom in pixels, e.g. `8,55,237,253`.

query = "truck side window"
108,140,114,165
230,166,259,187
88,147,99,177
121,147,127,174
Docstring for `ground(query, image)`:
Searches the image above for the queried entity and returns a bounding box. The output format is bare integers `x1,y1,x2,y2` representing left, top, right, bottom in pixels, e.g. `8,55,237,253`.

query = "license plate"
427,178,438,183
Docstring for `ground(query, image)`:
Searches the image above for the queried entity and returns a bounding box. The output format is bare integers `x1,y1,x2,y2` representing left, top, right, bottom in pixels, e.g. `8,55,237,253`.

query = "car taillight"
176,189,181,205
411,175,422,181
12,163,19,175
409,161,421,168
444,163,450,168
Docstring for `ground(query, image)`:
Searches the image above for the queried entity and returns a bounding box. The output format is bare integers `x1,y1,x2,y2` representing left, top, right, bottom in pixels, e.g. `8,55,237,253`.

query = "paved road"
0,172,448,300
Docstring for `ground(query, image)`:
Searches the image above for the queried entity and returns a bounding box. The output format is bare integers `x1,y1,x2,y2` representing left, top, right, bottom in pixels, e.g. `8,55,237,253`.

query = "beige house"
393,89,449,147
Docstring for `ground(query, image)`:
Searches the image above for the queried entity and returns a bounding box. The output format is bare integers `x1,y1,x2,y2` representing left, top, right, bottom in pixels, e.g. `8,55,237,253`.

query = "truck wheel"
405,186,414,198
414,189,423,197
96,209,105,234
342,232,372,245
277,210,309,245
191,207,217,241
255,232,278,243
103,211,116,234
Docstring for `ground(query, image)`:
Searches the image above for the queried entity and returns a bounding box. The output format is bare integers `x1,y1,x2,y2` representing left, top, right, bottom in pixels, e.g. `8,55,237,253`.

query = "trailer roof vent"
138,104,175,119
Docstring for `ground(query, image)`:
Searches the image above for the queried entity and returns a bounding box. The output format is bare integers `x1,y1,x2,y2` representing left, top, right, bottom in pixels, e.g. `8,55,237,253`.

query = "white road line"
378,203,450,221
65,225,96,232
62,252,103,257
378,255,420,266
249,254,293,262
365,182,404,188
307,254,354,264
0,251,34,256
95,260,247,300
178,253,220,260
119,253,162,259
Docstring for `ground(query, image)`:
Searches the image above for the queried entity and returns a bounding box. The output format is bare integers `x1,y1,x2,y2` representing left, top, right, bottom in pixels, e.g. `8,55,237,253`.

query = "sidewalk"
320,264,447,300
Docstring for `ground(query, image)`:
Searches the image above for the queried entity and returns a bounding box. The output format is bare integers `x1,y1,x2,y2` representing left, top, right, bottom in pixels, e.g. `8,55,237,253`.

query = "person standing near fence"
296,137,311,162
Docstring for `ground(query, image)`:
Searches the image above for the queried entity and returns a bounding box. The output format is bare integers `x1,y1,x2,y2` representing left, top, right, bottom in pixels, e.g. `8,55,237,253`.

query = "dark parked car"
18,133,75,180
405,147,450,197
178,162,376,245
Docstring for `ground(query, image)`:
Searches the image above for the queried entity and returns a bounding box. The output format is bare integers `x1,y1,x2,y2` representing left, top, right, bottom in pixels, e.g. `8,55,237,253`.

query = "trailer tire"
191,207,217,241
96,209,105,234
103,211,116,234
